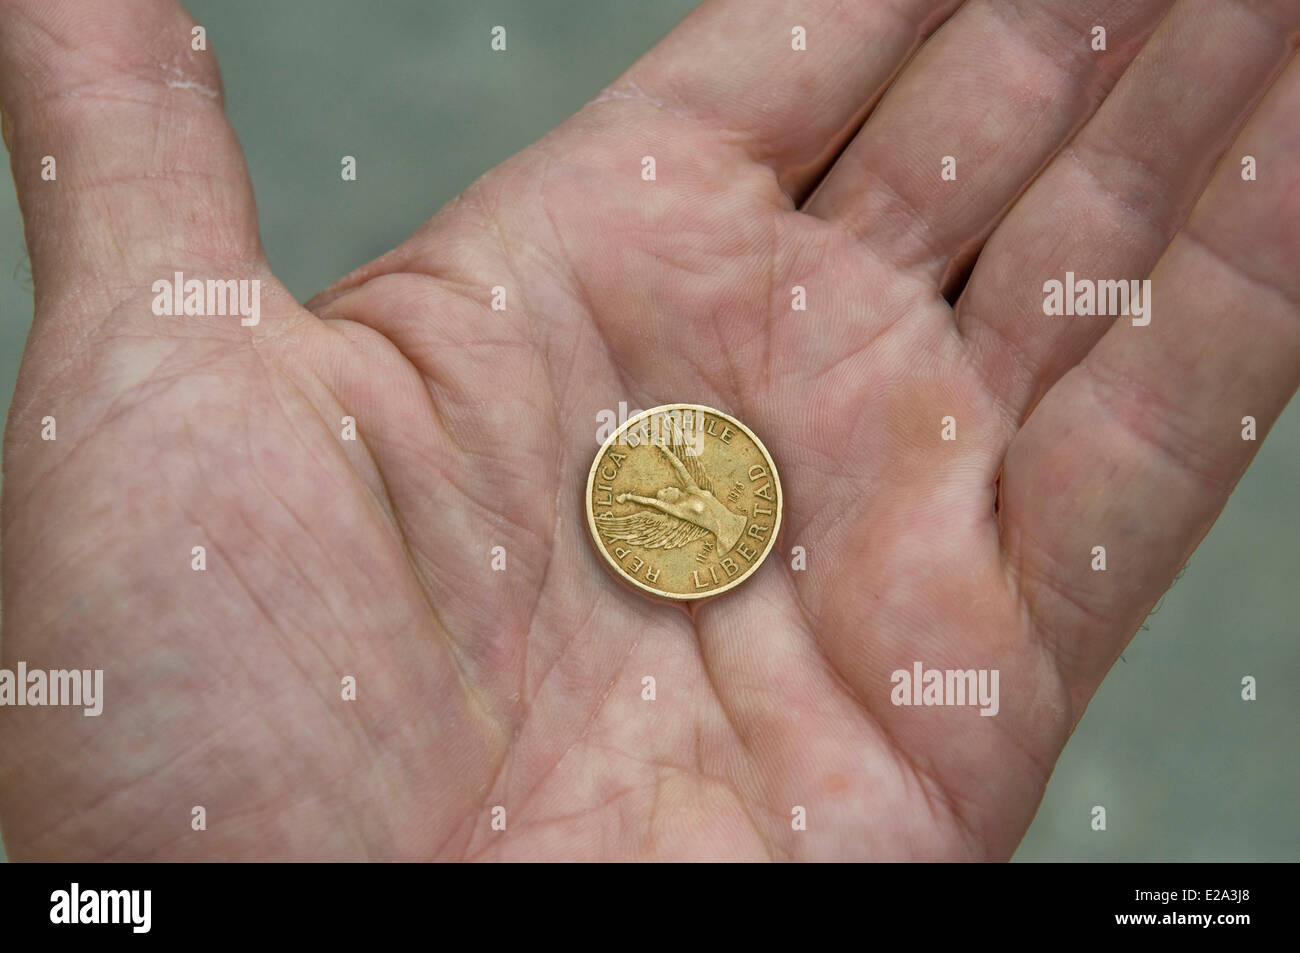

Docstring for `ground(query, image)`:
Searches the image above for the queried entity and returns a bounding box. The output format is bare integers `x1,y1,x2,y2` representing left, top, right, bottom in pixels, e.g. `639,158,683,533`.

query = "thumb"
0,0,273,328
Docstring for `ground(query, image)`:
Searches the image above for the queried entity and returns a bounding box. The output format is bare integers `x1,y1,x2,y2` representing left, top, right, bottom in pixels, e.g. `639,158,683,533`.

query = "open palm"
2,0,1297,860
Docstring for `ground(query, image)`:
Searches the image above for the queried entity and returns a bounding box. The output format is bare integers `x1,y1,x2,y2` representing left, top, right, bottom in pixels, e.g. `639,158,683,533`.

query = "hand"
1,0,1296,860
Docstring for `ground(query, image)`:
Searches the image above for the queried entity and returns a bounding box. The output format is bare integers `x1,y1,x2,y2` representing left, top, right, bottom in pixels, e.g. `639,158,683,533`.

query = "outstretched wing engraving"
595,510,712,549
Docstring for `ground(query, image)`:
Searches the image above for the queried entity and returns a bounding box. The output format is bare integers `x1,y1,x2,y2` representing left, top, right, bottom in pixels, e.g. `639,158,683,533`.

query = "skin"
0,0,1296,860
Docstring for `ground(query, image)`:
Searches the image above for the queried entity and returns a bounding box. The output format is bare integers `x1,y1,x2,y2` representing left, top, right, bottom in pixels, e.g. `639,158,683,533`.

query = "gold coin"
585,404,782,600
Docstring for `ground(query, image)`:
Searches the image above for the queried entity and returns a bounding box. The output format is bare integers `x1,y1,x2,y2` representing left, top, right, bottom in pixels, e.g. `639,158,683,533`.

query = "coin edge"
584,403,784,601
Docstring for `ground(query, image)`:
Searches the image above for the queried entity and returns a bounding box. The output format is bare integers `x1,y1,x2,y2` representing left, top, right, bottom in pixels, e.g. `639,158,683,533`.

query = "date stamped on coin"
585,404,782,600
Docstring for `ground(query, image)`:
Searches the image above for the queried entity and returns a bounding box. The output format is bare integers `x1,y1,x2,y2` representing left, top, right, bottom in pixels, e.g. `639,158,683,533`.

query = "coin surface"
585,404,782,600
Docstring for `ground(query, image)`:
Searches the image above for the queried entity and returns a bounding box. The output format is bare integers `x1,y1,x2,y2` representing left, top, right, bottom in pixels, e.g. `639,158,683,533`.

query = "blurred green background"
1,0,1295,862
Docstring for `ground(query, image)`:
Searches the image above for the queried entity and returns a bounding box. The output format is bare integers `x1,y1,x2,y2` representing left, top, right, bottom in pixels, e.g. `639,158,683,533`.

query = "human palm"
2,0,1297,860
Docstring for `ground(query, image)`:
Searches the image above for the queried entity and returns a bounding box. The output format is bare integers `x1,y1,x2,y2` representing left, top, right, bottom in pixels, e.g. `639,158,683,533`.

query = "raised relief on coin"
586,404,782,600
